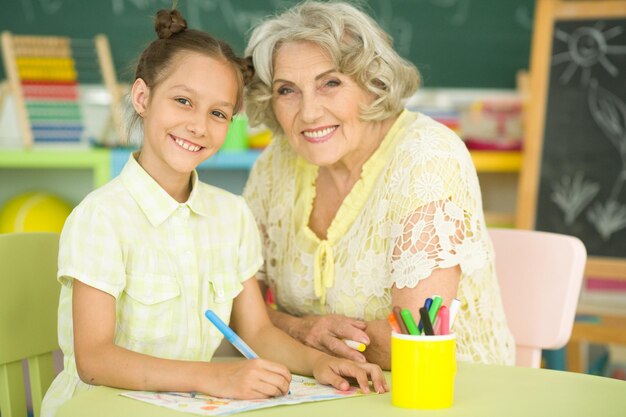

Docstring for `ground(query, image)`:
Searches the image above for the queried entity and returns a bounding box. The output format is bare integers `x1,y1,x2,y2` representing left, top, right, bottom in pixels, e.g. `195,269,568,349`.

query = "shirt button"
217,289,225,298
178,205,190,218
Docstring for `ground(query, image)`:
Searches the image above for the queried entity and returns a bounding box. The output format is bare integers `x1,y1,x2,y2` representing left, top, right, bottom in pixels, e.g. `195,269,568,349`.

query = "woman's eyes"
276,79,341,95
175,97,191,106
276,86,293,95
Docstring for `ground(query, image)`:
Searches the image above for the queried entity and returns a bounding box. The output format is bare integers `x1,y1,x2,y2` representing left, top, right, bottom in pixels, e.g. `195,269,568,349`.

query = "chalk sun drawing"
552,21,626,85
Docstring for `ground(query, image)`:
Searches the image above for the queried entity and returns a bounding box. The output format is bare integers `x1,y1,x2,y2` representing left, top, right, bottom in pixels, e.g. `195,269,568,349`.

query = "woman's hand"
294,314,370,362
311,354,388,394
200,359,291,399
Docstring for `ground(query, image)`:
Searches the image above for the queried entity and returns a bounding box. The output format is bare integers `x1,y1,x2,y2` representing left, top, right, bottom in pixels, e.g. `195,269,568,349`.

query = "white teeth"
174,137,201,152
303,126,336,138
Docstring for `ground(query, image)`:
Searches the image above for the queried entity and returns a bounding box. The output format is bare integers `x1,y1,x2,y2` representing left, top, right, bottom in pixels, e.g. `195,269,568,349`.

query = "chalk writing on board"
109,0,416,58
429,0,470,26
112,0,200,16
427,0,532,30
551,171,600,225
548,21,626,241
375,1,412,56
19,0,64,22
586,80,626,240
515,5,533,31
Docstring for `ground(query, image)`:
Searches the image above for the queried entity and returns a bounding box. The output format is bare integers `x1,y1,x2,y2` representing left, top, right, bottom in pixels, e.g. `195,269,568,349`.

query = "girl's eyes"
174,97,228,119
211,110,228,119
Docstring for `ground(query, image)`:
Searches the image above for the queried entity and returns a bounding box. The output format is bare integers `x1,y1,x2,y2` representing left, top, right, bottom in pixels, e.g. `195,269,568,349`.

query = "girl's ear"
131,78,150,116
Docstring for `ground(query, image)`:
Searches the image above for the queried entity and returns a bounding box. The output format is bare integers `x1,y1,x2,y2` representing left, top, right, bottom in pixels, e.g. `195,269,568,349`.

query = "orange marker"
387,312,402,333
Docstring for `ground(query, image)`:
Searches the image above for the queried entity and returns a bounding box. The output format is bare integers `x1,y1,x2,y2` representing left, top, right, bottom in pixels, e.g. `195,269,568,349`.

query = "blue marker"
204,309,259,359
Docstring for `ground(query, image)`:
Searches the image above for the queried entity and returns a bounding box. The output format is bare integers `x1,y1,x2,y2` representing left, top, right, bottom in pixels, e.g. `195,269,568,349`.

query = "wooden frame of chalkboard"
517,0,626,281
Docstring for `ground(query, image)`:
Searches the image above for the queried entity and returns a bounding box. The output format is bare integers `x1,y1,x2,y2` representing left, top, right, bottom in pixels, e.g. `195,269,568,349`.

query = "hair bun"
154,9,188,39
241,56,256,85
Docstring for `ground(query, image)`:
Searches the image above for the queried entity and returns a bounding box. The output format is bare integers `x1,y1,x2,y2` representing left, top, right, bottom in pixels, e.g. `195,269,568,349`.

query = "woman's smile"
301,125,338,143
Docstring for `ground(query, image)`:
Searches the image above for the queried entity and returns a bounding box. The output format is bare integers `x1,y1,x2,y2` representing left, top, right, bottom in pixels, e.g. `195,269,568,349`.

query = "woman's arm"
363,265,461,370
361,200,464,369
257,265,459,370
231,278,387,393
257,198,463,370
257,281,370,363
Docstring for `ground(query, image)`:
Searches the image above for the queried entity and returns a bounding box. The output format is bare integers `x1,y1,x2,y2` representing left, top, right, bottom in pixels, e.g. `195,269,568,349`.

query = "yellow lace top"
243,110,515,365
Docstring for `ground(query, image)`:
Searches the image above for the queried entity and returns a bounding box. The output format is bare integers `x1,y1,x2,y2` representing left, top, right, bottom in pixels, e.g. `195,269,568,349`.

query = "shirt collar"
121,153,210,226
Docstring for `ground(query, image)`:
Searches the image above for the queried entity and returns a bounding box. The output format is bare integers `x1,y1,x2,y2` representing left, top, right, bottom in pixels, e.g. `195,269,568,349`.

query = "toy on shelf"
0,191,72,233
221,114,249,151
0,32,124,147
461,98,523,151
248,128,272,149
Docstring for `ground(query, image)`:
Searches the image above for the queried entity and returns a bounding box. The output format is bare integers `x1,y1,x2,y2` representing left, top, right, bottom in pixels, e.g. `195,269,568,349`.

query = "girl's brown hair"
127,9,254,139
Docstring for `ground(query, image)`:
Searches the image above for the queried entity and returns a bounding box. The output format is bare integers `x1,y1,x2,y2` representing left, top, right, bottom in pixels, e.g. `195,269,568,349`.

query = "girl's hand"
311,355,388,394
295,314,369,363
201,359,291,399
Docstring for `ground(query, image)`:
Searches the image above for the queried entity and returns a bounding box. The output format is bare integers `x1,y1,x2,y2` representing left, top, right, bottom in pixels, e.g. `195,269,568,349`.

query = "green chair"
0,232,60,417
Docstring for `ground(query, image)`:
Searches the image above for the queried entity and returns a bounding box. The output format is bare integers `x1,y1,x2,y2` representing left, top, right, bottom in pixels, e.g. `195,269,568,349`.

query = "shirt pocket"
204,274,242,338
120,249,181,343
209,274,243,304
204,244,243,310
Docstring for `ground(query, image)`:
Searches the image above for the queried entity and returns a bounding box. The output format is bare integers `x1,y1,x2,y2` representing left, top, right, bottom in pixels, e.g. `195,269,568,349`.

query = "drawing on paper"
121,375,368,416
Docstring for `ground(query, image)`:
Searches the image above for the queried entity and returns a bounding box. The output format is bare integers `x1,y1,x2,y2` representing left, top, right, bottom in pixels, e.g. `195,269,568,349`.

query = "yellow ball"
0,192,73,233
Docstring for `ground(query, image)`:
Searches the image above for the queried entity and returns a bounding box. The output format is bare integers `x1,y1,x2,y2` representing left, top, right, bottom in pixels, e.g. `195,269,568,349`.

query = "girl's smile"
171,134,203,152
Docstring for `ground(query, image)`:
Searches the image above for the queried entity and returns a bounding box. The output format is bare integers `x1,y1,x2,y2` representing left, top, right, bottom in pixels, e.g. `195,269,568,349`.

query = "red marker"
265,287,277,310
436,306,450,335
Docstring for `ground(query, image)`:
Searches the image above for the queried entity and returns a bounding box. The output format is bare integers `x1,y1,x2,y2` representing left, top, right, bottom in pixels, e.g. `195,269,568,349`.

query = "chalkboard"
518,0,626,280
0,0,534,88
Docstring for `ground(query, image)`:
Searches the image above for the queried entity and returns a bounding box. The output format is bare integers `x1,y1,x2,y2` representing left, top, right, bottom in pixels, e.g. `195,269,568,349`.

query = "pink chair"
488,228,587,368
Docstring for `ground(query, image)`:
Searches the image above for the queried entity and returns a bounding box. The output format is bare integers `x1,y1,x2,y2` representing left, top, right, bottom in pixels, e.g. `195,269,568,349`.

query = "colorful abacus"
1,32,122,147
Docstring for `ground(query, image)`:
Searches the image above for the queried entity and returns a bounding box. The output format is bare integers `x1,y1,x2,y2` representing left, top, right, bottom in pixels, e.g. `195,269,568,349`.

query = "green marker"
400,308,419,335
429,295,443,325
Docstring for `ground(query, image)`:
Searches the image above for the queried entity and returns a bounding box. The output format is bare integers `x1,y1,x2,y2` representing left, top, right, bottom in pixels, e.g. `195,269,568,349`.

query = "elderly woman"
242,1,514,370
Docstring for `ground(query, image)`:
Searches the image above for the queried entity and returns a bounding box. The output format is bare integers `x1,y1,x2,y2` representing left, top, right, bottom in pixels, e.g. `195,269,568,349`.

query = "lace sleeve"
389,198,488,289
388,127,488,289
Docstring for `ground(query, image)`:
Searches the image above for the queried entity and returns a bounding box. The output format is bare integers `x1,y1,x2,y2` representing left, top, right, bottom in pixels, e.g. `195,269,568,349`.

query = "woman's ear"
131,78,150,117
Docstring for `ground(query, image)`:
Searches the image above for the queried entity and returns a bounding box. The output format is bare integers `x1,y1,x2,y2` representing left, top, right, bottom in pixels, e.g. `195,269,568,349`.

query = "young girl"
41,9,386,416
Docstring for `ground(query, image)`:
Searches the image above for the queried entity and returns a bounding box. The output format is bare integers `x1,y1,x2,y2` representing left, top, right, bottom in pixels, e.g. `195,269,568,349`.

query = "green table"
57,361,626,417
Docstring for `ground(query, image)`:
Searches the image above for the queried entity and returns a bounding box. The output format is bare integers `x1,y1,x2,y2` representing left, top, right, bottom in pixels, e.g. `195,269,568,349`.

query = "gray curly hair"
244,0,420,135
